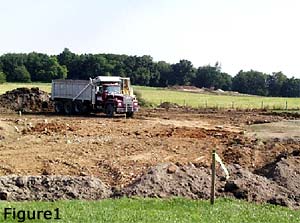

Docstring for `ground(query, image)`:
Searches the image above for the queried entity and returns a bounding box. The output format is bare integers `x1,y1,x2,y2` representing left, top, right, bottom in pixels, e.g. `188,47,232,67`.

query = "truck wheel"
82,103,91,114
126,112,134,118
54,101,64,114
74,101,83,115
64,101,74,115
106,104,115,118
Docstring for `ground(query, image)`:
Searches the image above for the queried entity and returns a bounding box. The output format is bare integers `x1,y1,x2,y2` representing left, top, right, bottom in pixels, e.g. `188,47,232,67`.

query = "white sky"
0,0,299,78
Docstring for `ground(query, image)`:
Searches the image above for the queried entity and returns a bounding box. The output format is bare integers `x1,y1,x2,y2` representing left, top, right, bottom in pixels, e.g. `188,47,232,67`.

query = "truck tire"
74,101,83,115
82,103,91,114
54,101,64,114
126,112,134,118
64,101,74,115
105,104,115,118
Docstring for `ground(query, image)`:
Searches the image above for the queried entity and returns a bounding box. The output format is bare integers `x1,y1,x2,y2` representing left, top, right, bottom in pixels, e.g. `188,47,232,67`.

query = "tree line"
0,48,299,97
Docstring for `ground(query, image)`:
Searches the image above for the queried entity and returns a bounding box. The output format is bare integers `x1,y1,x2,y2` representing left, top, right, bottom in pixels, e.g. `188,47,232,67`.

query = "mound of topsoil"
0,175,111,201
158,102,181,109
123,154,300,209
255,150,300,204
224,164,297,208
0,87,53,113
122,163,212,199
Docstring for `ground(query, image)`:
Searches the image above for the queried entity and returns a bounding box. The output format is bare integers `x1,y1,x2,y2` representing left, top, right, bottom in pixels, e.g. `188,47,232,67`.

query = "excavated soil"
0,175,111,201
0,87,53,113
0,89,300,208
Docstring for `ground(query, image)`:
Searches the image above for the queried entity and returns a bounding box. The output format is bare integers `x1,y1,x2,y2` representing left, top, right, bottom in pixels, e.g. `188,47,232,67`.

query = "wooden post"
210,149,216,205
285,101,288,110
231,101,234,109
261,101,264,109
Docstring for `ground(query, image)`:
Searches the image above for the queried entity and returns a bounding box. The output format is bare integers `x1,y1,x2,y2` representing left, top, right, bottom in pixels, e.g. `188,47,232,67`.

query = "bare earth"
1,108,299,187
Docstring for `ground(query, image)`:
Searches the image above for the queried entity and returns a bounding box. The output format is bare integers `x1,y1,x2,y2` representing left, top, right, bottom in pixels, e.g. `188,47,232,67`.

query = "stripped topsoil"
0,88,300,209
1,150,300,209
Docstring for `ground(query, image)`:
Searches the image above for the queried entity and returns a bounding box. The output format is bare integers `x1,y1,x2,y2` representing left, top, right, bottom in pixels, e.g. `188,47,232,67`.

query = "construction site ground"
1,108,299,185
0,88,300,208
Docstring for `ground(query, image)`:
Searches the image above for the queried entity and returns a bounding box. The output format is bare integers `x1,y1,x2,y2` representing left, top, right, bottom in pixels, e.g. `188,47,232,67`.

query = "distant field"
0,198,299,223
1,82,299,110
134,86,300,110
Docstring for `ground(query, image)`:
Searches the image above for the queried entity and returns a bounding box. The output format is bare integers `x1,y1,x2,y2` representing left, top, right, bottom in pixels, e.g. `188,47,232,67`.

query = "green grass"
0,198,299,223
134,86,300,110
1,82,299,110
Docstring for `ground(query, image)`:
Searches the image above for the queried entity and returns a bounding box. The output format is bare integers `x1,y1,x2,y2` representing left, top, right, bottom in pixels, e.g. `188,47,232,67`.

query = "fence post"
205,100,208,109
285,101,288,110
261,101,264,109
231,101,234,109
210,149,216,205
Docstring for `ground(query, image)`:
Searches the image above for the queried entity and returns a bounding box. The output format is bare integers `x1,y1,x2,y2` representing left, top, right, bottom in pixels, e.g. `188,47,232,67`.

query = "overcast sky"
0,0,299,78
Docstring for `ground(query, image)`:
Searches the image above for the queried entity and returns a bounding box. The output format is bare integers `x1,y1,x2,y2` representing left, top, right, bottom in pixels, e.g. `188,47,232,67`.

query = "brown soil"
0,87,53,113
1,91,300,208
0,175,111,201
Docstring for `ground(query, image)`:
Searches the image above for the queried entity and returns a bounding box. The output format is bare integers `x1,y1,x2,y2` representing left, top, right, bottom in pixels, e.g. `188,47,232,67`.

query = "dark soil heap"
0,87,53,113
0,176,111,201
122,163,212,199
122,151,300,209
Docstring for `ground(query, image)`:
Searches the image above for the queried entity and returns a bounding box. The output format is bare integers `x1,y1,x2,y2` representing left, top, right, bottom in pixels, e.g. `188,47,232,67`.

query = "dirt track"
1,93,300,207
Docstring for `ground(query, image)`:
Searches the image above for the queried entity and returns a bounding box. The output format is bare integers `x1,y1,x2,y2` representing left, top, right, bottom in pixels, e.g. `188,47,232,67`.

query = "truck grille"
123,96,132,106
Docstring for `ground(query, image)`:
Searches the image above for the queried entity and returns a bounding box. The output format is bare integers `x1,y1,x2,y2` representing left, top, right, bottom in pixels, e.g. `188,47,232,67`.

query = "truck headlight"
118,102,122,107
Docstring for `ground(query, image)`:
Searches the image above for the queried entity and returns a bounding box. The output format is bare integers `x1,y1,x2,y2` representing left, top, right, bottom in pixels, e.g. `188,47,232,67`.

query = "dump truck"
51,76,138,117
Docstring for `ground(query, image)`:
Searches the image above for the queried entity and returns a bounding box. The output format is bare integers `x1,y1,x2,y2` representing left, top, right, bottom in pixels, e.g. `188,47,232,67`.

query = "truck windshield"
105,85,120,94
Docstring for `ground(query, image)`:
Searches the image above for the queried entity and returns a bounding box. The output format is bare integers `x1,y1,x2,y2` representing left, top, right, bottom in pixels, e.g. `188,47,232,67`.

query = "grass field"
1,82,299,110
0,198,299,223
134,86,300,110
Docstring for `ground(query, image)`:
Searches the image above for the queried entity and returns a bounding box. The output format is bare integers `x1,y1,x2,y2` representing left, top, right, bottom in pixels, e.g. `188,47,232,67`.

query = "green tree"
232,70,268,96
0,71,6,84
132,67,151,85
170,60,195,85
13,65,31,82
26,53,67,82
281,78,300,97
193,63,232,90
267,72,287,96
0,53,27,81
156,61,172,86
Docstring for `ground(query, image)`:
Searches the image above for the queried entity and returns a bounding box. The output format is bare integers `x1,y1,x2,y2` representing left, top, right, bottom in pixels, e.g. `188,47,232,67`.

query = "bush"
134,90,152,107
0,71,6,84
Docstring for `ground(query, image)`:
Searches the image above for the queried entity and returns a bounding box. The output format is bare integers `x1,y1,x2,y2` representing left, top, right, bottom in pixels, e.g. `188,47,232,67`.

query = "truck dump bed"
51,79,93,101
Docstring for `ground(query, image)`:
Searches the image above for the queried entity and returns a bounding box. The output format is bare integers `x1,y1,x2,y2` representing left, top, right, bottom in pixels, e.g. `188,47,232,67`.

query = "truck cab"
94,76,138,117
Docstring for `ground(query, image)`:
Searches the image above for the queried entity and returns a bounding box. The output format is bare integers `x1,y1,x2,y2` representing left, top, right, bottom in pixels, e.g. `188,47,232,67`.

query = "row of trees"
0,52,67,83
0,48,299,97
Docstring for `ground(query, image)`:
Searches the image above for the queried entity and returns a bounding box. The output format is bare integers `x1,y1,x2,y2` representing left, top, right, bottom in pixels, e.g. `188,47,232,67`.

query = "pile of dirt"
122,163,212,199
0,175,111,201
0,87,53,113
158,102,181,109
255,150,300,201
122,158,300,209
29,122,78,134
224,164,297,208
